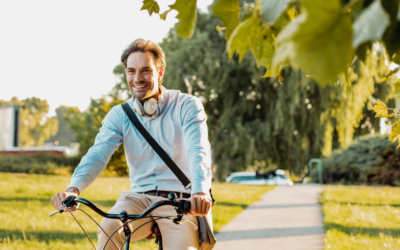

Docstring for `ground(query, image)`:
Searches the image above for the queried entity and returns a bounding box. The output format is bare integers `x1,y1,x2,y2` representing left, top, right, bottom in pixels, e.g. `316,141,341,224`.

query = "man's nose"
134,72,143,82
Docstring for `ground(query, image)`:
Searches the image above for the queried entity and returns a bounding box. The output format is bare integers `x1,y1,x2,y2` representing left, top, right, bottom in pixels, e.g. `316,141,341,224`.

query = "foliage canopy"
140,0,400,84
140,0,400,149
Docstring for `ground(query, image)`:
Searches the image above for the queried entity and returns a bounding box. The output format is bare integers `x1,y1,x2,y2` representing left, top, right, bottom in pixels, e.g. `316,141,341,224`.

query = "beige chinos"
97,192,199,250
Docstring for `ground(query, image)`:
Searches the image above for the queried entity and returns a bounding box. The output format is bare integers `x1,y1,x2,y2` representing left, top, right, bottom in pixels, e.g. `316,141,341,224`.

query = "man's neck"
140,87,162,104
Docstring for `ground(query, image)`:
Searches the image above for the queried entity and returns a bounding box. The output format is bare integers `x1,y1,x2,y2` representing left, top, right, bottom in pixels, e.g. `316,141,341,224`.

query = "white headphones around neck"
133,98,158,116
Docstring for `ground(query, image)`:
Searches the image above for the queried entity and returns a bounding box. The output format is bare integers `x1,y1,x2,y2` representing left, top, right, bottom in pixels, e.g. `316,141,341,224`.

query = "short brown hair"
121,39,166,84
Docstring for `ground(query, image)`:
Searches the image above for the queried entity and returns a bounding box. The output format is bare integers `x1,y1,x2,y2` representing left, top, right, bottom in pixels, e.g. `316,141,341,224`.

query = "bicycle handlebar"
50,193,192,223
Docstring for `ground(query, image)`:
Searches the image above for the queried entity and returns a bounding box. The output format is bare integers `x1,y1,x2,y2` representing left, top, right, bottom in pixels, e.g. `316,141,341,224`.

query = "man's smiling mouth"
134,84,147,89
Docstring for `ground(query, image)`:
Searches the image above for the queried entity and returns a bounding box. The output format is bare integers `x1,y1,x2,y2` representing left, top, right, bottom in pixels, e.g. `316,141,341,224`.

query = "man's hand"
187,193,211,217
51,187,80,212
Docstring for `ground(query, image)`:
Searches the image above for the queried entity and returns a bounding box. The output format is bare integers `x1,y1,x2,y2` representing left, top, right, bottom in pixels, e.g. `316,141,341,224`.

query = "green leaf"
227,16,277,76
169,0,197,39
352,1,390,48
270,13,303,74
389,121,400,145
250,25,275,76
241,8,253,22
385,113,396,118
260,0,293,25
227,16,259,61
394,79,400,95
160,9,171,21
271,41,293,75
372,101,392,118
273,0,353,84
212,0,240,39
286,6,297,20
140,0,160,16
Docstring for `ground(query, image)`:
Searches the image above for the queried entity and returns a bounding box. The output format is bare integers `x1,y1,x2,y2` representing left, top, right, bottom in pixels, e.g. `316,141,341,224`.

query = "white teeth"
135,85,146,89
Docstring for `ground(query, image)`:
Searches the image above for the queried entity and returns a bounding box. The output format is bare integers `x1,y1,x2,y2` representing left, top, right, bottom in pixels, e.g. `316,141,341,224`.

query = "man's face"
125,51,163,102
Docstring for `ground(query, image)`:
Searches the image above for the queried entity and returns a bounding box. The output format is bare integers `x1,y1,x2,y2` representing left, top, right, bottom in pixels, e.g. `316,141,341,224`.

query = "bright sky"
0,0,213,116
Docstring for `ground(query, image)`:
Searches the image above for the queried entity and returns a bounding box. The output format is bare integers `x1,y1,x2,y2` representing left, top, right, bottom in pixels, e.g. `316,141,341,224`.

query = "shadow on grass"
325,223,400,237
215,202,248,209
0,229,151,245
321,200,400,207
247,203,321,209
0,197,116,207
0,229,96,243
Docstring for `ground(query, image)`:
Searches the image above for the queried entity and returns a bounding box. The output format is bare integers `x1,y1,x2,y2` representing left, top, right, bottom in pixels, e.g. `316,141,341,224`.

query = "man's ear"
158,67,164,81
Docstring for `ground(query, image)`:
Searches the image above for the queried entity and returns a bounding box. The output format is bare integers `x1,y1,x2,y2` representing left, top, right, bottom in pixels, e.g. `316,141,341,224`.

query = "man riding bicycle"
51,39,212,250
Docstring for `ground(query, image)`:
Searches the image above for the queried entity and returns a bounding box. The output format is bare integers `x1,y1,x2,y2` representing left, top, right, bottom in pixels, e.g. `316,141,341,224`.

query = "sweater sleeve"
68,106,123,193
181,96,212,195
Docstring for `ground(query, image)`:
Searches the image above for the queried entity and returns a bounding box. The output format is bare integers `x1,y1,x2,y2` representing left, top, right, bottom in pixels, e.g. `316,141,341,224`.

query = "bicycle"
49,193,196,250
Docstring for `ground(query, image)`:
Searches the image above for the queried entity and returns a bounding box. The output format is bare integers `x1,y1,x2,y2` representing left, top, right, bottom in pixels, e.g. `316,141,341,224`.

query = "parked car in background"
226,169,293,186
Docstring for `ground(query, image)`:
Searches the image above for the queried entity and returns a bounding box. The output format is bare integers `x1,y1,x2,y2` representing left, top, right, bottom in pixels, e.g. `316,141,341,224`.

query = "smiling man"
51,39,213,250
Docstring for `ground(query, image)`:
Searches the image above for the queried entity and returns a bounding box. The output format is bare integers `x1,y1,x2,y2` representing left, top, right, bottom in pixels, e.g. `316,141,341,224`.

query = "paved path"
214,185,325,250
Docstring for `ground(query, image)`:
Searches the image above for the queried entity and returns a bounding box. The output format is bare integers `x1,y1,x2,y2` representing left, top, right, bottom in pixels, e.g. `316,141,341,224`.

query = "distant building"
0,105,19,148
0,146,68,156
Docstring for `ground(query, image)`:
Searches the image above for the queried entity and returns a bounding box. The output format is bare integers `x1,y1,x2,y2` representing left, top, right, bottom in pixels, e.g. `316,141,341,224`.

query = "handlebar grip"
182,200,191,214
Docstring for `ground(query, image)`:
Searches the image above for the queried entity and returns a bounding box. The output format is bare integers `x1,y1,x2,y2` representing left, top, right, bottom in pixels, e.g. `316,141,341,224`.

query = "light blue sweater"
68,87,212,195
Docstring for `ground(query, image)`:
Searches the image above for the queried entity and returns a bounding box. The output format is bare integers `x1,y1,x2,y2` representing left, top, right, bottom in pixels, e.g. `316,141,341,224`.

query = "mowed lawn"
0,173,273,250
321,186,400,250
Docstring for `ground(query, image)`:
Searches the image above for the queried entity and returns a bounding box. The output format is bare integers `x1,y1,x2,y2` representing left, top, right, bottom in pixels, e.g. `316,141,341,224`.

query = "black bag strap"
122,103,192,190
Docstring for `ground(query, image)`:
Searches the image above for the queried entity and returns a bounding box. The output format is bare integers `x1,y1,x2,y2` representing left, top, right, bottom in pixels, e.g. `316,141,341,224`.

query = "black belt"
141,190,191,199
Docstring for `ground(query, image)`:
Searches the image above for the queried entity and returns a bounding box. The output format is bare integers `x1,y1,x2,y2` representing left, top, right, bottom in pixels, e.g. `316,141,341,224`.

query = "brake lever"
49,208,65,217
169,217,198,230
180,219,198,230
49,196,80,217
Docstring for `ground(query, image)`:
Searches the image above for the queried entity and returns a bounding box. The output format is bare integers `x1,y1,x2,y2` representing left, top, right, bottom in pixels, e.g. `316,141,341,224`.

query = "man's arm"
181,97,212,216
51,106,124,210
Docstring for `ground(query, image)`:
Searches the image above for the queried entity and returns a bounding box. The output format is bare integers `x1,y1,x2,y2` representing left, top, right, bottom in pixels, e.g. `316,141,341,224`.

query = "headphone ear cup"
143,98,158,115
133,98,144,116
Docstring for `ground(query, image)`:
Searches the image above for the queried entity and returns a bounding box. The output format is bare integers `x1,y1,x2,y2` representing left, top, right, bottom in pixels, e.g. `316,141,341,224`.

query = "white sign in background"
0,107,15,148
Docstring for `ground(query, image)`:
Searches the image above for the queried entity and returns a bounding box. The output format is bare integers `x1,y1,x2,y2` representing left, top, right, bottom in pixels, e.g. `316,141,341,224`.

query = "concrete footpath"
214,185,325,250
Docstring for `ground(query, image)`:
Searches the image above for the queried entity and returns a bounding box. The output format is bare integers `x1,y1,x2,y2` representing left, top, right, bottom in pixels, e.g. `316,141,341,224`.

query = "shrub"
367,149,400,186
0,153,80,175
321,134,397,184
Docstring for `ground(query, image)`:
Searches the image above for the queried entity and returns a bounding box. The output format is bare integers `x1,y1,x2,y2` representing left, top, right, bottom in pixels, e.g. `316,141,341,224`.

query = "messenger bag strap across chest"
122,103,192,190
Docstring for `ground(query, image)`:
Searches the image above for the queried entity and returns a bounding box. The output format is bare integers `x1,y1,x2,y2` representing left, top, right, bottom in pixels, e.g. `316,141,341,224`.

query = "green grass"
321,185,400,250
0,173,273,249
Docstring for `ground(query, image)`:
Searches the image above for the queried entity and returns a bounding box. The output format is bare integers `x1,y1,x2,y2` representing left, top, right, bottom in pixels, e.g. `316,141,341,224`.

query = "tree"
111,11,395,178
0,97,59,147
46,106,77,146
